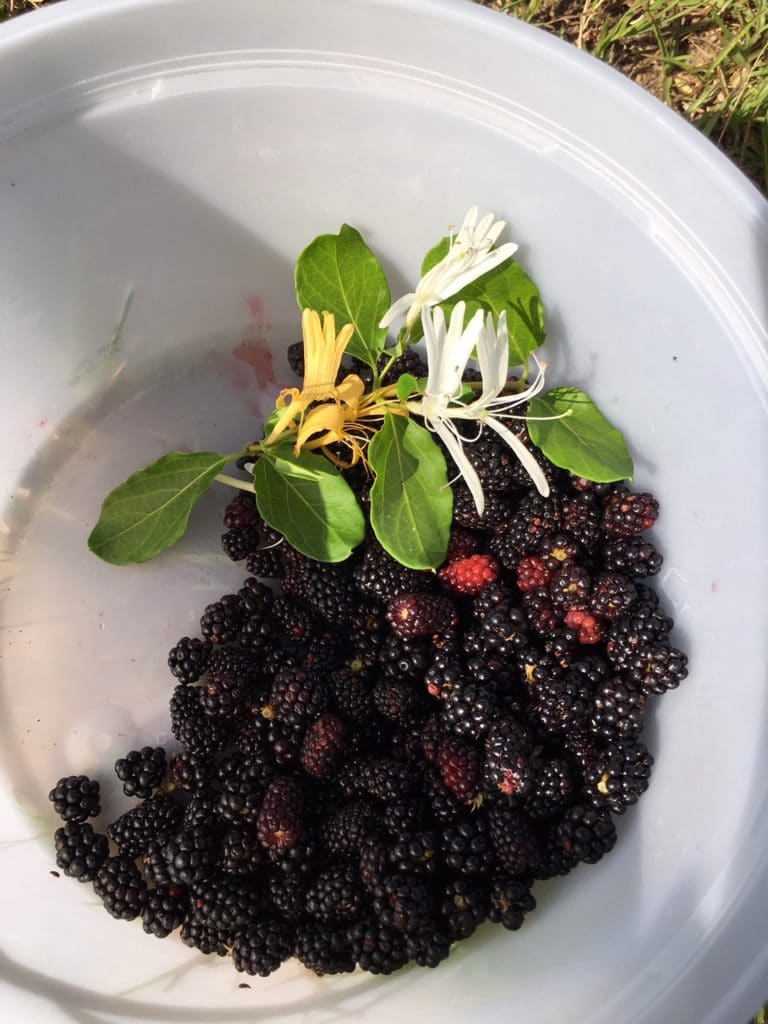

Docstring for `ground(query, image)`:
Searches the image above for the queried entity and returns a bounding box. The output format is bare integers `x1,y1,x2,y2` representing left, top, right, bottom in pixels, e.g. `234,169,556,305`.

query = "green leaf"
88,451,233,564
527,387,634,482
396,372,420,401
368,415,452,569
252,444,365,562
294,224,391,369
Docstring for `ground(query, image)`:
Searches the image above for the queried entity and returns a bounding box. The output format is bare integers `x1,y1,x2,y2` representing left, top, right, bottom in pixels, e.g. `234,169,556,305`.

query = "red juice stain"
233,340,275,390
246,295,264,318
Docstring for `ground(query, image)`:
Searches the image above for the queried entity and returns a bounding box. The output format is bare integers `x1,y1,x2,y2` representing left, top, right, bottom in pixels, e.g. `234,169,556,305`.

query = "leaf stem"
215,473,255,493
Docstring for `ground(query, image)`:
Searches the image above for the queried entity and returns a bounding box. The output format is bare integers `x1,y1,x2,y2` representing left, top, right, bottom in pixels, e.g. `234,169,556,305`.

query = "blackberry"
107,795,183,858
200,594,244,644
286,340,305,378
269,667,328,728
245,547,283,578
521,588,558,635
386,593,459,640
191,876,263,945
300,713,347,779
557,803,617,864
537,531,582,571
439,554,501,596
292,562,358,625
421,715,443,766
424,654,464,700
200,673,248,719
389,831,438,876
236,616,274,653
441,818,496,875
174,709,228,759
347,606,386,669
475,603,529,659
441,684,497,741
302,632,345,677
373,678,420,723
294,922,356,976
525,759,574,819
266,835,320,876
216,753,272,825
490,496,562,562
515,555,553,592
236,577,274,621
220,827,265,875
48,775,101,823
338,758,414,802
564,608,604,645
424,772,467,824
359,839,393,890
207,644,261,683
589,678,647,742
167,636,211,685
586,741,654,814
619,642,688,695
471,584,515,620
169,682,202,729
329,668,373,722
306,865,365,925
449,434,520,493
549,563,591,611
93,855,147,921
381,797,423,836
114,746,167,799
438,736,482,803
602,488,659,537
322,799,379,857
452,485,511,531
140,839,173,887
406,927,452,968
221,526,260,562
269,871,306,920
606,603,673,659
141,887,188,938
488,877,536,931
445,527,483,562
183,791,220,830
483,718,534,800
439,879,488,940
161,826,218,886
378,633,431,682
53,822,108,881
257,777,304,850
601,538,663,578
528,671,591,739
373,875,433,933
348,919,410,975
233,919,294,977
590,573,638,621
180,910,228,957
559,495,603,551
223,492,260,529
270,596,319,642
168,751,213,792
379,346,427,385
354,540,436,602
488,807,539,875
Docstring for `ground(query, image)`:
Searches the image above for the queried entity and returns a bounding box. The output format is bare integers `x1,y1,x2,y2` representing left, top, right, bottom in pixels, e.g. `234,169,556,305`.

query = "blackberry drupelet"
257,776,304,850
373,875,433,933
107,794,183,858
386,593,459,640
48,775,101,823
602,488,659,537
114,746,167,799
200,594,244,644
167,636,211,685
557,803,617,864
53,822,108,881
488,807,539,875
93,855,147,921
294,923,356,976
300,713,347,779
601,538,663,578
347,919,410,975
233,920,294,977
306,865,365,925
439,879,488,940
441,818,496,875
221,526,260,562
141,887,188,938
442,684,498,741
488,877,536,930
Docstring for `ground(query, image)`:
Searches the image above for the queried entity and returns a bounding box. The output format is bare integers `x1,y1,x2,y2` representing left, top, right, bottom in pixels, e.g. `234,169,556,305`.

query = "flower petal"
430,416,486,515
379,292,417,330
476,310,509,404
484,415,550,497
438,241,518,301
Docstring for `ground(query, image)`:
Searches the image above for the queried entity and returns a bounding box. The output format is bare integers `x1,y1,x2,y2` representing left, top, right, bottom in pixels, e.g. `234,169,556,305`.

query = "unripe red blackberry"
257,776,303,850
300,713,347,779
437,736,482,803
602,487,659,537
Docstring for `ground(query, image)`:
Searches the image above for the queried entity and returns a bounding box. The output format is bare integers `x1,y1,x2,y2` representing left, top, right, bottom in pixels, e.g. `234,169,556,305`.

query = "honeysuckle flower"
407,302,549,513
379,207,518,332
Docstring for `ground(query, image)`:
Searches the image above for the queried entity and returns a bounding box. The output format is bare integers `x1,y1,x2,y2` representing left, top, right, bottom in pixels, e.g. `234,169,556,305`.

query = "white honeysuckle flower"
408,304,549,513
379,206,518,331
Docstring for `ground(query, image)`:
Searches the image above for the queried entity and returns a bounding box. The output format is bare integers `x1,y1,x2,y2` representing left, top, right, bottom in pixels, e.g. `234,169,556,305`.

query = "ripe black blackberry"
471,584,515,620
300,713,347,779
257,776,304,851
424,653,464,702
389,830,439,876
438,736,482,804
445,527,483,563
93,855,147,921
439,879,488,940
373,678,420,724
221,526,260,562
207,644,261,683
114,746,167,799
53,822,108,881
406,927,452,968
537,531,582,572
557,803,617,864
617,642,688,695
180,910,228,957
220,827,264,875
302,632,344,677
48,775,101,823
378,633,431,682
161,826,218,886
269,871,306,920
601,538,663,578
294,922,356,976
290,561,358,625
353,540,436,603
107,794,183,858
174,707,228,759
549,563,591,612
322,800,379,858
200,594,245,645
589,678,647,742
337,758,415,802
168,751,213,792
306,864,365,925
269,667,329,728
483,717,534,800
527,670,592,739
270,596,320,642
191,876,262,946
447,434,520,493
441,818,496,875
359,839,393,891
237,577,274,621
424,772,467,824
602,488,659,537
216,753,272,825
420,715,444,767
490,496,562,562
520,587,558,635
474,603,529,660
586,741,654,814
525,759,574,819
140,839,173,887
286,340,305,378
373,875,433,933
452,485,512,531
200,673,248,720
232,920,294,977
347,919,409,975
183,791,220,830
386,593,459,640
589,572,638,621
559,495,603,552
167,636,211,685
442,683,498,741
266,834,320,876
329,667,373,722
379,345,427,385
347,605,386,669
245,546,283,578
381,797,423,836
488,877,536,930
141,887,188,938
223,492,260,529
237,616,274,653
488,807,539,875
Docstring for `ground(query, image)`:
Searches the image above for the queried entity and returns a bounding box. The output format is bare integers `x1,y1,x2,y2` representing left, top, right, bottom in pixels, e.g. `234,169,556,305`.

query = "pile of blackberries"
50,422,687,979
